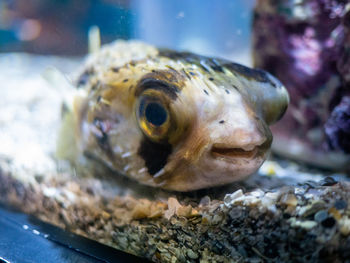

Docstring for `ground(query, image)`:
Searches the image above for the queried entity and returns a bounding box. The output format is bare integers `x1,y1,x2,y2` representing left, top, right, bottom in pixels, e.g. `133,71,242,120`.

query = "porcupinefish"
57,41,289,191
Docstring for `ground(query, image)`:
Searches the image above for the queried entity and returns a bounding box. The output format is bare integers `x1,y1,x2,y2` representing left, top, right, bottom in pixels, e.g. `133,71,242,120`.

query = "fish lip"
211,147,258,159
210,144,262,160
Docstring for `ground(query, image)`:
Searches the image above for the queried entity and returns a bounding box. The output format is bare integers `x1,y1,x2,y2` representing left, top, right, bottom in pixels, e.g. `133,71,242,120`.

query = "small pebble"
319,176,337,186
249,189,265,198
199,196,211,207
289,218,317,230
339,218,350,236
187,249,198,259
314,210,328,222
334,200,347,210
176,205,193,217
224,189,243,207
101,211,111,220
328,207,342,220
280,193,298,207
298,201,326,217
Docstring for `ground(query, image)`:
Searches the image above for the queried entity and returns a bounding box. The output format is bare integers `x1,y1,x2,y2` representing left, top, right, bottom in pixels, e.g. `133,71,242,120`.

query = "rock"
253,0,350,170
280,193,298,207
325,96,350,153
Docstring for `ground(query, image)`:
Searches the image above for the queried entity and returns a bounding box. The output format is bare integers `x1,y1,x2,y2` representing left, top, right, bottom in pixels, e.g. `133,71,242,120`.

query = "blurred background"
0,0,255,64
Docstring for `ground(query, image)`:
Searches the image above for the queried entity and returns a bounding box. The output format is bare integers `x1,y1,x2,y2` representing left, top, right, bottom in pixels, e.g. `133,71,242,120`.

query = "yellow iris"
137,90,171,141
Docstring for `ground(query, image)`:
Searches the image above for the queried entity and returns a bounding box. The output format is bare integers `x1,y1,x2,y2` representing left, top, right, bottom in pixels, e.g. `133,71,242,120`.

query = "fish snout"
209,126,272,161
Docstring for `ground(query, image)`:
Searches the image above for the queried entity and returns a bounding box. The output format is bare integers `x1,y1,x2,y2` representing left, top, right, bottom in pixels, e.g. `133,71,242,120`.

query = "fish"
57,40,289,192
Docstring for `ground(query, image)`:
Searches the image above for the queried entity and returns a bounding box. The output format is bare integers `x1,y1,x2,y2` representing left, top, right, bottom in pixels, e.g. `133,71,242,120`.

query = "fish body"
60,40,289,191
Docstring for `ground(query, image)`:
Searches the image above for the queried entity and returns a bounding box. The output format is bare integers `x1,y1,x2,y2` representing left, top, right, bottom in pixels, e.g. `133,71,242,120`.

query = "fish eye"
137,96,171,141
145,102,168,126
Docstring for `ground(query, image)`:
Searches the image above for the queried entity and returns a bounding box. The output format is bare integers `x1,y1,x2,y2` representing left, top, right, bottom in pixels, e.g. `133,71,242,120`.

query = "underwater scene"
0,0,350,262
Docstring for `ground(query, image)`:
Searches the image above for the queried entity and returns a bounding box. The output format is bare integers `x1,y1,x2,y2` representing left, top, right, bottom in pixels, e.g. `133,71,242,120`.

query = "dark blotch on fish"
210,58,225,73
135,70,184,99
159,49,274,85
91,80,101,91
136,79,179,100
138,138,172,175
93,118,110,150
92,118,115,160
77,67,95,87
224,63,272,84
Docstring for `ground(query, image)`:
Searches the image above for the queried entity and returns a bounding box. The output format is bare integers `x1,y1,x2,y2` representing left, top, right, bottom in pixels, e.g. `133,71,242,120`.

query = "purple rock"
253,0,350,170
337,9,350,84
325,96,350,153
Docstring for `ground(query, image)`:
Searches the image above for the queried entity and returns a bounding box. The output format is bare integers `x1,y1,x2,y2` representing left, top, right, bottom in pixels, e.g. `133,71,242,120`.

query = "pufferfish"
57,40,289,192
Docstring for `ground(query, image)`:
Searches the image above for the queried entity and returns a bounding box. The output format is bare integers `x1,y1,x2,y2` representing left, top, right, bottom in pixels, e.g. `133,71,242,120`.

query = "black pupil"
145,102,167,126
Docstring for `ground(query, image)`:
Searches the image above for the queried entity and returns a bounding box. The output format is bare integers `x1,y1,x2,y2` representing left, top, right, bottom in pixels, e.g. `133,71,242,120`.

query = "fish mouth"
211,145,259,159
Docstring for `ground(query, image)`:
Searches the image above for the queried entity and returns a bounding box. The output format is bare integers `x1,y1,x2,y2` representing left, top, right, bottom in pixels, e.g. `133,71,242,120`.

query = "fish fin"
42,66,74,90
55,108,78,162
88,25,101,54
56,88,88,161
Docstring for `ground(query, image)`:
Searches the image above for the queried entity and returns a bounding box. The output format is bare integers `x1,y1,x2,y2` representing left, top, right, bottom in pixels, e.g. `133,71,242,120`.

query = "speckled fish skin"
67,40,289,191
